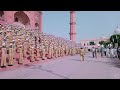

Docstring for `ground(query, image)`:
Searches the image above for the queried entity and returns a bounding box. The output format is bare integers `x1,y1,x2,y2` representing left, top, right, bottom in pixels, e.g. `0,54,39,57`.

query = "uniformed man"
23,40,27,58
18,41,24,64
79,47,85,61
48,43,52,59
51,42,54,58
54,44,58,58
41,43,46,60
30,39,35,62
61,44,64,57
58,44,61,57
65,44,69,56
36,44,41,61
8,43,14,66
1,39,7,68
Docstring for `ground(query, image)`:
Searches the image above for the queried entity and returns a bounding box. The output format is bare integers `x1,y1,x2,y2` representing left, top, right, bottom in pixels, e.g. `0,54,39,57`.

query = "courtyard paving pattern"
1,53,120,79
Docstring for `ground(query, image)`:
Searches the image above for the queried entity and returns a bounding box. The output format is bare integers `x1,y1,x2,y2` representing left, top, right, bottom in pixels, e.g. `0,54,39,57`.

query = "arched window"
14,11,30,25
15,17,18,22
35,23,39,30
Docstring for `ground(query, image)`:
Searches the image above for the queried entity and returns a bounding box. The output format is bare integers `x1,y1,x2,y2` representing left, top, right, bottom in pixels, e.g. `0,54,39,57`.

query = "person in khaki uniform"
6,29,14,66
65,44,69,56
69,47,72,56
23,41,27,58
12,39,16,60
51,43,54,58
58,44,61,57
77,47,80,54
25,35,30,58
79,47,85,61
60,45,63,57
18,43,24,64
8,43,14,66
48,43,52,59
62,44,65,57
1,40,7,68
29,38,35,62
39,43,43,59
45,42,49,57
41,43,46,60
54,44,58,58
36,45,40,61
71,47,74,56
0,30,3,60
74,47,76,55
30,46,35,62
73,47,75,55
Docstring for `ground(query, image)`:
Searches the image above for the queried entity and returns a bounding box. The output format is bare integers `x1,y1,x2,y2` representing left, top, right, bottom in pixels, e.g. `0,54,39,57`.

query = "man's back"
80,48,85,55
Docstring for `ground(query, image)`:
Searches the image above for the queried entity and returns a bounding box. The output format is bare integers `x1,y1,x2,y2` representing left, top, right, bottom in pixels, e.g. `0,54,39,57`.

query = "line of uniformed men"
0,23,81,68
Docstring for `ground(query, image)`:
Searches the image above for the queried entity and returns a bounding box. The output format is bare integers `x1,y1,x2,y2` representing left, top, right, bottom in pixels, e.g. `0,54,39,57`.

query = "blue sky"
43,11,120,42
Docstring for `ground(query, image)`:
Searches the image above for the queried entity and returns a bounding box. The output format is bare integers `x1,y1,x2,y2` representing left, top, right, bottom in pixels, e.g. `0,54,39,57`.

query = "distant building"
80,36,109,49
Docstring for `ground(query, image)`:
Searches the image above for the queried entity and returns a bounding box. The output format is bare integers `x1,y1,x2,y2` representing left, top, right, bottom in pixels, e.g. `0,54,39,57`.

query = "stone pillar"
70,11,76,42
39,11,42,32
30,12,35,30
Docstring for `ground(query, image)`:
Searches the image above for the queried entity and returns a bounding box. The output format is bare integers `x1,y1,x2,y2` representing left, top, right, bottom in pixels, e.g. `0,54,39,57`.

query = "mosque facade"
0,11,42,32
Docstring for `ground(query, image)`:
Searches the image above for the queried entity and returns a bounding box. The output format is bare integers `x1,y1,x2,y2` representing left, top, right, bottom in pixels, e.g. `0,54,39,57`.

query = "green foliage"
99,41,105,45
89,41,95,45
110,34,120,47
99,40,111,47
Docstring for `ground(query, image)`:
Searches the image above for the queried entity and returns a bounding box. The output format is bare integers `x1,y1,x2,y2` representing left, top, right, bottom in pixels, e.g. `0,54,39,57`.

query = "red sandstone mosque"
0,11,42,32
0,11,77,42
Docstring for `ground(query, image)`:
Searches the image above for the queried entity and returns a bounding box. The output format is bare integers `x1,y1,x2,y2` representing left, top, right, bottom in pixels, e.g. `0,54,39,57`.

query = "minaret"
70,11,76,42
39,11,42,32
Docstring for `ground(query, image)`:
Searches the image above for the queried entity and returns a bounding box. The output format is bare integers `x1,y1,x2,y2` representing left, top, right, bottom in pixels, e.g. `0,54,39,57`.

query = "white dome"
114,27,120,34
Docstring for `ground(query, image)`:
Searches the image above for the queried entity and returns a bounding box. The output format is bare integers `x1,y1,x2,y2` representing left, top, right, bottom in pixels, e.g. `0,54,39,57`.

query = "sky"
43,11,120,42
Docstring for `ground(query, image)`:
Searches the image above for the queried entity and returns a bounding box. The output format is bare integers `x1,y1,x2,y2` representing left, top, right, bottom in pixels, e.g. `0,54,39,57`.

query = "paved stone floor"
1,53,120,79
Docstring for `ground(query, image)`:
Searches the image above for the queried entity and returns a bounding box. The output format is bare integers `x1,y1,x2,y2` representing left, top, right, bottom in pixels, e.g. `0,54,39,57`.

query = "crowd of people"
0,23,81,68
3,22,120,69
91,46,120,59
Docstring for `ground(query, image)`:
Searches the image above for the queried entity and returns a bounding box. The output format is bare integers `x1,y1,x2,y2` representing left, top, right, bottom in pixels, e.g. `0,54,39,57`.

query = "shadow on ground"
69,59,80,61
106,58,120,68
69,55,120,69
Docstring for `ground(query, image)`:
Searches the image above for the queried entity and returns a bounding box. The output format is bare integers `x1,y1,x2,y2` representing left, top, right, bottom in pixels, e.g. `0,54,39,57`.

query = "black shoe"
30,61,34,62
18,63,23,65
8,65,13,66
1,66,7,68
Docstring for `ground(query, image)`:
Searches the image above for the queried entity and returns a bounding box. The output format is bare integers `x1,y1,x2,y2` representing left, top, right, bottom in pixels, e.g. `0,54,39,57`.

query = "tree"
99,41,105,45
89,41,95,45
110,34,120,47
99,40,111,47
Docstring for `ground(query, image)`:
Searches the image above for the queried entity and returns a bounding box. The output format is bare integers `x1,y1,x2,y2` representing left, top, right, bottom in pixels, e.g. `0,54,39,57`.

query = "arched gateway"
14,11,31,29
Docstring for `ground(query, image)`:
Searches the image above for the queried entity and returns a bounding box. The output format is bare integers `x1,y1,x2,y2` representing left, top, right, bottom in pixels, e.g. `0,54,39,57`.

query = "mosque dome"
114,26,120,34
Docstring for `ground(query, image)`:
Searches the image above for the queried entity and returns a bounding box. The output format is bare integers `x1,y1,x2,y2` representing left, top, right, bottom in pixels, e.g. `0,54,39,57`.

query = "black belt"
2,46,6,48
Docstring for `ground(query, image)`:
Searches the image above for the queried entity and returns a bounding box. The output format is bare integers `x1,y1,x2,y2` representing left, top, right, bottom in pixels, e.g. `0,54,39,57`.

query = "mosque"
0,11,77,42
0,11,42,32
